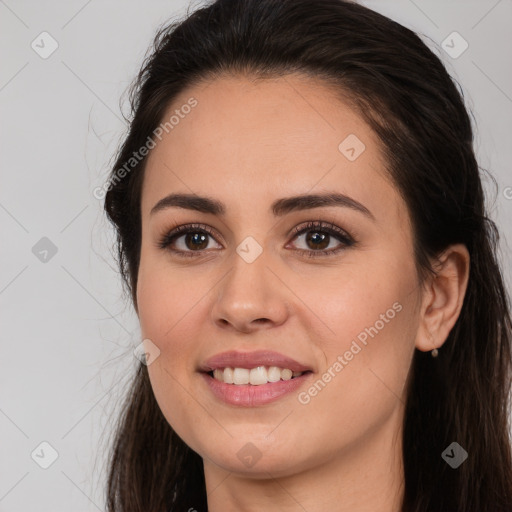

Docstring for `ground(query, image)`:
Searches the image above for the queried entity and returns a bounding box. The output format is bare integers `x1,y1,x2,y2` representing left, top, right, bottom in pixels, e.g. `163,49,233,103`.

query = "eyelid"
288,220,354,243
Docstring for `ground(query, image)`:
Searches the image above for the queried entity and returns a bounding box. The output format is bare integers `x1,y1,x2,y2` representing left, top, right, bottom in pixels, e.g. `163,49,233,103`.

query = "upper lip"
199,350,313,373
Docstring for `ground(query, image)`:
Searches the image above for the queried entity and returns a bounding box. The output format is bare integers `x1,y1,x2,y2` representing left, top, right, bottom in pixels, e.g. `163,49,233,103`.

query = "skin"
136,74,470,512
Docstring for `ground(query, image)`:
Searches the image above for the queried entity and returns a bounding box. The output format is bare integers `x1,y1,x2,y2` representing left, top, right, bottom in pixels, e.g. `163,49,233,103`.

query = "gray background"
1,0,511,510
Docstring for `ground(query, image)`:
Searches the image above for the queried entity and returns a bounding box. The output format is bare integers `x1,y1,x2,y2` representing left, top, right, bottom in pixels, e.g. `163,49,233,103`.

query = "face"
136,74,423,478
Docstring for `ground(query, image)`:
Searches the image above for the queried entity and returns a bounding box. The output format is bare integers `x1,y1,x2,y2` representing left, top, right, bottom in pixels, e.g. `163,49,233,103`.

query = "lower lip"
200,372,312,407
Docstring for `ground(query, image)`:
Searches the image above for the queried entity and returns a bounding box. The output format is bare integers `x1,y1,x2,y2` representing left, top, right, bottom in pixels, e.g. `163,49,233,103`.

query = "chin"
198,435,315,479
207,452,307,479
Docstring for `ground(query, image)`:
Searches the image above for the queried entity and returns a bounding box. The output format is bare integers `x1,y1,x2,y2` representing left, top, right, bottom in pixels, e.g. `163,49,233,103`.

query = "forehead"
141,73,406,228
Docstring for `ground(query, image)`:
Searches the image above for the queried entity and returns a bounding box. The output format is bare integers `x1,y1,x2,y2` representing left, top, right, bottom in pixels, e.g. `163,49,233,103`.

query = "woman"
103,0,512,510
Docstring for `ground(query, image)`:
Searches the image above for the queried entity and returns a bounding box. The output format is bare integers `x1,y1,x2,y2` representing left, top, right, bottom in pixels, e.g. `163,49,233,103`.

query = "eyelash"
156,220,356,259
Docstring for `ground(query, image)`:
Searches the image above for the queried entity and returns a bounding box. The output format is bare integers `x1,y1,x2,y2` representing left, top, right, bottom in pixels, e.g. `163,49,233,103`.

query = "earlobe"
415,244,470,353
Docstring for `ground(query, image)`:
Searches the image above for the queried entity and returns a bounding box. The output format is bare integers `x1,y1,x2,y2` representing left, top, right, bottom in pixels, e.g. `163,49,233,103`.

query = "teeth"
211,366,305,385
223,367,234,384
267,366,281,382
249,366,268,385
233,368,250,385
281,368,292,381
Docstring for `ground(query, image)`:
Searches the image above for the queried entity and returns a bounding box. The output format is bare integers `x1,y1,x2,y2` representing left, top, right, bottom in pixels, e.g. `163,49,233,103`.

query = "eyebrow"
150,192,375,220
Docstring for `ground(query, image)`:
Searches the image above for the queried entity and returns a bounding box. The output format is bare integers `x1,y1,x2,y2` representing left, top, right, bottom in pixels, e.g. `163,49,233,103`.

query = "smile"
209,366,306,385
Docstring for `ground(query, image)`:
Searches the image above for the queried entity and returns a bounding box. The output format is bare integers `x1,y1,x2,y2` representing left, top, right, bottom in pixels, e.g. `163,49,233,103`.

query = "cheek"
136,270,207,445
301,258,418,410
136,255,203,352
292,254,416,357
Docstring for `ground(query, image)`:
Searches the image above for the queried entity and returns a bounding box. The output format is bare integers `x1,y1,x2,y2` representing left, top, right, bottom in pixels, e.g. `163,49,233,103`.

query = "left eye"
287,221,355,256
291,229,343,251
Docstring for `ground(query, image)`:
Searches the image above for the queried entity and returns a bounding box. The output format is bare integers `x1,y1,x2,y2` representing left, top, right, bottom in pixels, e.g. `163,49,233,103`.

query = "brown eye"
157,224,222,257
289,221,355,258
303,231,331,250
182,231,209,251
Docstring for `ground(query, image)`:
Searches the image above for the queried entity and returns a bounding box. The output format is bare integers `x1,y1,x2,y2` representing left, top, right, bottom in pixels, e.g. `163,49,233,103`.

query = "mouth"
198,350,314,406
200,367,313,407
204,366,313,385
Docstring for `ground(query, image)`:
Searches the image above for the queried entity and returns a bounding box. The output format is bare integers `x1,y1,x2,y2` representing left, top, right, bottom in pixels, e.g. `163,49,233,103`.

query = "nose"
211,248,290,334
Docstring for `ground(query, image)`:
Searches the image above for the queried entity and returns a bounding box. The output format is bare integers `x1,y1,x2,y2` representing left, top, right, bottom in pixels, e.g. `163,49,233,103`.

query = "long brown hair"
102,1,512,510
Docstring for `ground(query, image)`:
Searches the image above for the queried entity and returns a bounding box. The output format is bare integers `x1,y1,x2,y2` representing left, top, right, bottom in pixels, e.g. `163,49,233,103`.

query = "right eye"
157,223,222,257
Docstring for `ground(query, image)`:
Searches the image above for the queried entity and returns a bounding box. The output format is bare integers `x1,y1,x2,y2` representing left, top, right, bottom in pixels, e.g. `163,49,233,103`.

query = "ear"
415,244,470,353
